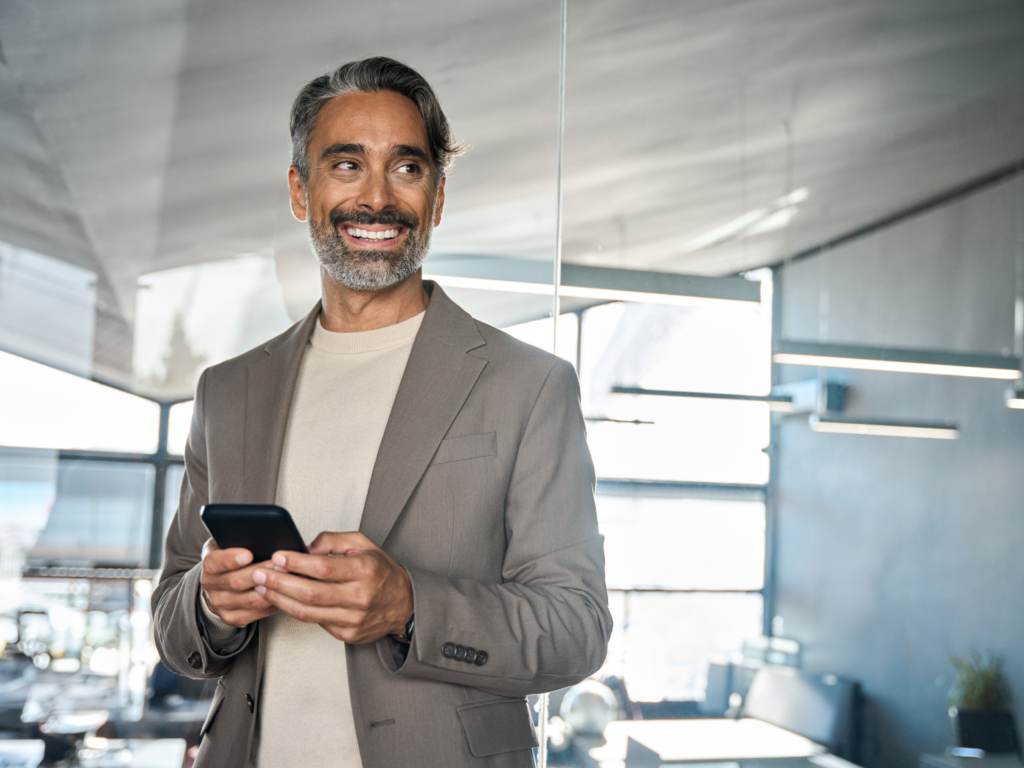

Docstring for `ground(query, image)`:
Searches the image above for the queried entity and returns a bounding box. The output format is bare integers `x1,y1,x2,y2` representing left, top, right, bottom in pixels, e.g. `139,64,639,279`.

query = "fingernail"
254,585,266,595
236,552,251,566
274,565,287,573
252,570,266,585
272,553,286,566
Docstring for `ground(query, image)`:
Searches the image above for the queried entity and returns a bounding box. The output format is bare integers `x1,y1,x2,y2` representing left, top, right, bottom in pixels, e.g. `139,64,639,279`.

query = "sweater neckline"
310,310,425,355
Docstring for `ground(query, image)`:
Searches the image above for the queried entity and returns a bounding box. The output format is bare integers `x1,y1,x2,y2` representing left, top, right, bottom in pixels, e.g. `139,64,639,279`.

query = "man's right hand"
200,538,278,627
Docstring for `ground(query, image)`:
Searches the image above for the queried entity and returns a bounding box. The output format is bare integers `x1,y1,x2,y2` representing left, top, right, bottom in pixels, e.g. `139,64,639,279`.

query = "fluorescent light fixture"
808,415,959,440
612,386,794,411
423,256,760,307
1007,385,1024,410
774,340,1022,380
683,188,809,253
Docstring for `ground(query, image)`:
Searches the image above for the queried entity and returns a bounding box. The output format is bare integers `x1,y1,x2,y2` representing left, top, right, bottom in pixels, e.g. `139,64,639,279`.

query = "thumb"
309,531,376,556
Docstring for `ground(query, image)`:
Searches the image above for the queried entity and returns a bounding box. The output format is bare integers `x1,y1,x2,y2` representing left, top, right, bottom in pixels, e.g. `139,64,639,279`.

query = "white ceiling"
1,0,1024,389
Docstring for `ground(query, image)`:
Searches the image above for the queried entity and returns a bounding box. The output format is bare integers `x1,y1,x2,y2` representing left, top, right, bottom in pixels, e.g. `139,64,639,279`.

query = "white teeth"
346,228,399,241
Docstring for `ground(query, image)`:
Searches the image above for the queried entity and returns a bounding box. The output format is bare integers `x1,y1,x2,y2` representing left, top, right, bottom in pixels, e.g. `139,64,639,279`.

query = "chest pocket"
430,432,497,465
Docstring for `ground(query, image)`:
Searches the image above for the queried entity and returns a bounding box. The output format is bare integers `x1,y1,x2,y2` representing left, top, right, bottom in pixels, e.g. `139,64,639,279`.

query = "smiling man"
153,57,611,768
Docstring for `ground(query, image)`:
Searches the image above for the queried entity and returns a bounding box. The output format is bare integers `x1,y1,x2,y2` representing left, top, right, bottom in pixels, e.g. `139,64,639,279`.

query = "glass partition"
0,1,564,756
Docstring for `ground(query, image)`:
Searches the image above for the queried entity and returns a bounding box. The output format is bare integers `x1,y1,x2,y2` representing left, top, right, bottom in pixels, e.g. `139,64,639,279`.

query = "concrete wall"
774,173,1024,768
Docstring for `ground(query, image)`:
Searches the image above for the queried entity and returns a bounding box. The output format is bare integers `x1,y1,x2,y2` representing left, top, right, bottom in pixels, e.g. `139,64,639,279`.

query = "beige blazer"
153,282,612,768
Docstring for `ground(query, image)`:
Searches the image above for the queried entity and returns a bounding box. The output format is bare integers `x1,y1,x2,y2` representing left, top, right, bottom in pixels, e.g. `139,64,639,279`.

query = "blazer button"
474,650,488,666
246,694,254,713
442,642,456,658
187,651,202,670
464,648,477,664
454,645,467,661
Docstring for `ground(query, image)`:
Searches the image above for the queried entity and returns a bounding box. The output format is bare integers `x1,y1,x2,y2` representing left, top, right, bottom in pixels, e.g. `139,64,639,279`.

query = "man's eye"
336,161,358,171
396,163,420,174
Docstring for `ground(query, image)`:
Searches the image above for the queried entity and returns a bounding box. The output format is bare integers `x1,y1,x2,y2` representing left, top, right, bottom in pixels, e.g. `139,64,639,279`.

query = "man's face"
289,90,445,291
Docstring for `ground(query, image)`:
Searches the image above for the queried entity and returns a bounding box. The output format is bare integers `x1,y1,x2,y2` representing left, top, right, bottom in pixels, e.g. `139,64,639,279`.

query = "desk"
921,754,1022,768
589,718,830,767
0,738,187,768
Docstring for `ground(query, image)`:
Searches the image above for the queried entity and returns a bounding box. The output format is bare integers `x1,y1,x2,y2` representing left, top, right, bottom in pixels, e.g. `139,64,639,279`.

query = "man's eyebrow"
392,144,430,162
320,143,365,161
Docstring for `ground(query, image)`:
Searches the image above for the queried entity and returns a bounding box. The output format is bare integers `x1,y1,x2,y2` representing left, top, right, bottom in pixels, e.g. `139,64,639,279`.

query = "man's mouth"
343,226,403,243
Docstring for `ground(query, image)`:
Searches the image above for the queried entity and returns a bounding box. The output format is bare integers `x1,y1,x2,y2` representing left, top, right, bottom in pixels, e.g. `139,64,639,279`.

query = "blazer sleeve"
152,369,257,679
376,359,613,697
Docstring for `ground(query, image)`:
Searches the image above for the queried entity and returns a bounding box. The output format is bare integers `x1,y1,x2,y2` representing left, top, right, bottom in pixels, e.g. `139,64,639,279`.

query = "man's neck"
319,269,429,333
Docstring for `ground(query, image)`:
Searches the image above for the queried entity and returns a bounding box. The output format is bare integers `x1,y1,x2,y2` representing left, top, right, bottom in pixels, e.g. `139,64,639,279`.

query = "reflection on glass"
0,241,97,377
0,351,160,453
603,591,763,702
133,253,293,400
598,496,765,591
167,401,194,456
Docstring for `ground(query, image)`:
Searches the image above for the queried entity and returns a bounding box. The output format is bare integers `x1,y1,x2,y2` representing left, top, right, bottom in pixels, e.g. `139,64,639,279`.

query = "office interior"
1,1,1023,767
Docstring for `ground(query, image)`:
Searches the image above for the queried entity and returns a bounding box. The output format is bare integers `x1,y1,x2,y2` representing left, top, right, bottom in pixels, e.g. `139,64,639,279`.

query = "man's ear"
288,166,308,222
433,175,446,227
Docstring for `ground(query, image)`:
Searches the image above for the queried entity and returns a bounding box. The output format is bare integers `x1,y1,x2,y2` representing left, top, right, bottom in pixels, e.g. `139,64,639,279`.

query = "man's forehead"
313,91,429,153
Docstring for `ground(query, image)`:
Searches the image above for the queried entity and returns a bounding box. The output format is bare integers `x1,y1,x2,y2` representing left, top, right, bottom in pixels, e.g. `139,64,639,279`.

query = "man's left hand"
252,531,413,644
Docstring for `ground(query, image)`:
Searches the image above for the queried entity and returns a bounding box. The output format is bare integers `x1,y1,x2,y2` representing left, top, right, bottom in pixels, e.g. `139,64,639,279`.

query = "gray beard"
308,213,432,291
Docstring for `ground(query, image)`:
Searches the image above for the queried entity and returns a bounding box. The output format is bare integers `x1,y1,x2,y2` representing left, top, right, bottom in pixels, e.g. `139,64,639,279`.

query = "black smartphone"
200,503,309,563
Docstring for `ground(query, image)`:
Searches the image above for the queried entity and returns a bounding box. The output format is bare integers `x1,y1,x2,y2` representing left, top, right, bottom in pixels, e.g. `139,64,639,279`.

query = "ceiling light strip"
612,385,794,411
423,256,760,306
774,340,1021,380
424,274,756,308
808,415,959,440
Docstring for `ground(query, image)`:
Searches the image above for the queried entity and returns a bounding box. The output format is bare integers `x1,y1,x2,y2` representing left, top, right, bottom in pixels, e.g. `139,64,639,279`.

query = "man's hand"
200,538,278,627
252,531,413,644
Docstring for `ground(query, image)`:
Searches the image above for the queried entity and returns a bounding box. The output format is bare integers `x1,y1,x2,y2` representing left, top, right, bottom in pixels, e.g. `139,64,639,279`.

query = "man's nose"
355,167,395,212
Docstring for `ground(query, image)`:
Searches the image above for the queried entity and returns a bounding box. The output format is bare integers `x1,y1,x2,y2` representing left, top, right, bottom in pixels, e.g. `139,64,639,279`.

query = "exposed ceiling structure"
1,0,1023,395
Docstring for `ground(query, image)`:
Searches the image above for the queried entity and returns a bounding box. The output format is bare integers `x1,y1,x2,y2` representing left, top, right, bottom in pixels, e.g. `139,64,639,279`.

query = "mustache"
328,207,419,231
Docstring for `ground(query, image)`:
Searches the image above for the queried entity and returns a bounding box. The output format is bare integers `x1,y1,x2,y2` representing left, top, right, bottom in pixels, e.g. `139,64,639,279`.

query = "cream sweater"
201,310,424,768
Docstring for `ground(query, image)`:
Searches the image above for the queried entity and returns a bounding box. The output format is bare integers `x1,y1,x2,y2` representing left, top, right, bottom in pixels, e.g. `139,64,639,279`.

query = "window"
25,460,155,567
0,351,160,454
598,495,765,591
167,401,194,456
576,274,773,704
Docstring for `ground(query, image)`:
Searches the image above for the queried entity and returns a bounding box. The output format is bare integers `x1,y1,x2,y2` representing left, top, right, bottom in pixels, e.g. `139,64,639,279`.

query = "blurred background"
1,1,1024,767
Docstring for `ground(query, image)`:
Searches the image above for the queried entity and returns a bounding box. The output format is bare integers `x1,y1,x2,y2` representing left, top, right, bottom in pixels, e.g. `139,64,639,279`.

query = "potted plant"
947,651,1019,755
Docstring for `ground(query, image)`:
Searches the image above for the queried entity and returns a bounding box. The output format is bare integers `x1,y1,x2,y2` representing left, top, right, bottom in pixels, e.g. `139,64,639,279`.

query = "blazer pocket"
199,683,226,738
431,432,497,465
456,698,539,758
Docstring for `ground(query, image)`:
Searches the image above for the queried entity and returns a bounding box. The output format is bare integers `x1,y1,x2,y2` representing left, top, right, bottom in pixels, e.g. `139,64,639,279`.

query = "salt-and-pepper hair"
290,56,465,186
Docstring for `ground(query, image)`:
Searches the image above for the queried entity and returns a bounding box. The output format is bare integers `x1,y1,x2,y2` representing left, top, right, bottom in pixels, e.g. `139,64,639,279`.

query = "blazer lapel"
242,303,320,504
360,283,487,547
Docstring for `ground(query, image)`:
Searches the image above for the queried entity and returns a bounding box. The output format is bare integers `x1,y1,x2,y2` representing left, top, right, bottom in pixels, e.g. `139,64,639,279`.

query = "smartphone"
200,503,309,563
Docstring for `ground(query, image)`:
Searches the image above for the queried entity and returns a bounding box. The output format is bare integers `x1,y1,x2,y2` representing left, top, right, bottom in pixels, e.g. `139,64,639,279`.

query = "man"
153,57,611,768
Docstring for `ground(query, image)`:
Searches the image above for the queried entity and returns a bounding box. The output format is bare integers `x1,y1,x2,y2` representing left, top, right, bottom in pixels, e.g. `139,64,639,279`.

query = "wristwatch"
393,614,415,644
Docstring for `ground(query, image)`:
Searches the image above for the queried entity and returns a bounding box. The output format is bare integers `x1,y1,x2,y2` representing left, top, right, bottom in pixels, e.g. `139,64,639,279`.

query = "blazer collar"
243,282,488,546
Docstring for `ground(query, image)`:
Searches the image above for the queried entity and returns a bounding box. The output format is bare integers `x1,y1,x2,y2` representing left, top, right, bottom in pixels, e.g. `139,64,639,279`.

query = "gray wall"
774,174,1024,768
